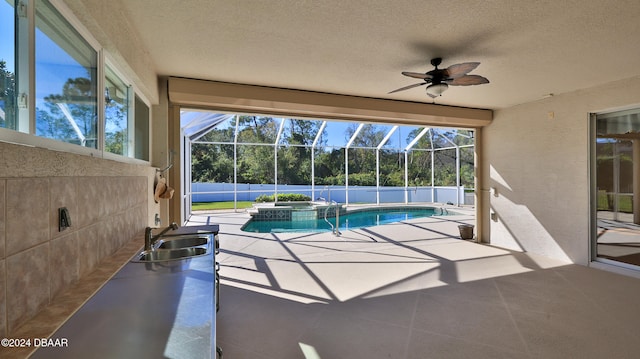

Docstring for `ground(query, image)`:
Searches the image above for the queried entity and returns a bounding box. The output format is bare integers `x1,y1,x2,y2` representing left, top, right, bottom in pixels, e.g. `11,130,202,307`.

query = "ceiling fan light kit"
426,82,449,97
390,57,489,99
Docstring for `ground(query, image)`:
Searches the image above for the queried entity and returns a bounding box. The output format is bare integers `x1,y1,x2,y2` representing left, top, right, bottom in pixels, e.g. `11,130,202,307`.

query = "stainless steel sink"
156,235,209,249
132,247,208,263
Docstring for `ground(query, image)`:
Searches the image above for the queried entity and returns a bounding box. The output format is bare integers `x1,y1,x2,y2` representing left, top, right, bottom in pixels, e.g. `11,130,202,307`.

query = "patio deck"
189,207,640,358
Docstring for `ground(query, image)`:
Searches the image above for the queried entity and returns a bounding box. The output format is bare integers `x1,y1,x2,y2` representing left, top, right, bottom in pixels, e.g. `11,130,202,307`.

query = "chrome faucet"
144,222,179,250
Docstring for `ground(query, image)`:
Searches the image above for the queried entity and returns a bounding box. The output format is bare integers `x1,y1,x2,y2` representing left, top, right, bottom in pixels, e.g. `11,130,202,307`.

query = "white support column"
233,115,239,207
431,149,435,202
430,131,435,202
456,145,461,206
311,146,316,199
404,150,409,203
345,123,364,205
377,126,398,205
435,131,461,206
274,118,286,202
312,121,327,200
345,148,349,205
376,149,380,204
404,127,430,204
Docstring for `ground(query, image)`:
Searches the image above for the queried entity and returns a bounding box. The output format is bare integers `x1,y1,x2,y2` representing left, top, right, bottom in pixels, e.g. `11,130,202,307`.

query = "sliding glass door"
593,110,640,267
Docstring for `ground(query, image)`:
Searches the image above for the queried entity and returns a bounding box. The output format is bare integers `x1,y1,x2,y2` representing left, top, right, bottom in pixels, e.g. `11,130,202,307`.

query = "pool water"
241,207,446,233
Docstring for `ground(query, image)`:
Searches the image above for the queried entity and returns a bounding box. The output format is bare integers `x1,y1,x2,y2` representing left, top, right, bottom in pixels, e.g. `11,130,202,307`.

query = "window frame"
34,0,100,149
590,107,640,270
104,58,134,158
0,0,150,165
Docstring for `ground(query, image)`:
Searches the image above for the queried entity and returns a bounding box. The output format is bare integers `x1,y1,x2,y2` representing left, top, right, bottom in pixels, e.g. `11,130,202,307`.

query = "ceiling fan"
389,58,489,98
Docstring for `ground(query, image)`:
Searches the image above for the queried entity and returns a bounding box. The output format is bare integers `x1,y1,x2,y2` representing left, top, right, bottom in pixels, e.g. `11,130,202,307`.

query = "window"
0,0,16,130
0,0,149,162
104,67,150,161
134,95,149,161
105,65,131,156
35,0,98,148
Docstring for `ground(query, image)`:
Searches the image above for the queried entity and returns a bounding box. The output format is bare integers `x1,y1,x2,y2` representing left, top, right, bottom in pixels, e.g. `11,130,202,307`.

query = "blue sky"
2,3,94,99
1,3,14,70
183,112,424,150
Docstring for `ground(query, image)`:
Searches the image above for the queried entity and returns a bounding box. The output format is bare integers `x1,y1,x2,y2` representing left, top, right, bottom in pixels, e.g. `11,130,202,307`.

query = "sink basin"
156,235,209,249
132,247,208,263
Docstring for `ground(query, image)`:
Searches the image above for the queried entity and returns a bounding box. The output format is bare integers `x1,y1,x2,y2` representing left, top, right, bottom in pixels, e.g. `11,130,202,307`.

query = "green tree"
380,148,406,186
0,60,16,129
235,116,278,183
38,76,98,148
345,124,386,185
238,144,275,183
192,143,234,183
105,130,126,155
315,148,345,185
191,118,236,182
276,119,322,184
189,116,476,193
104,86,128,155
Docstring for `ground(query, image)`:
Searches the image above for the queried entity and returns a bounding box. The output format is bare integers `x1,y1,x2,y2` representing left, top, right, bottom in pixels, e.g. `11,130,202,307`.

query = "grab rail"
335,202,340,236
323,204,334,233
323,201,341,237
317,185,331,203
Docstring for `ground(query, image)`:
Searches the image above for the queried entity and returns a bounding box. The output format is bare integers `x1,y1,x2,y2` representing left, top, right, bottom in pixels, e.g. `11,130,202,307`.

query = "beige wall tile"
6,243,49,333
50,232,79,299
50,177,77,240
98,217,116,259
0,180,5,260
1,141,155,334
78,224,101,278
0,259,5,337
6,178,50,256
132,177,147,207
115,177,130,213
76,177,101,229
99,176,115,217
114,212,128,249
132,205,147,243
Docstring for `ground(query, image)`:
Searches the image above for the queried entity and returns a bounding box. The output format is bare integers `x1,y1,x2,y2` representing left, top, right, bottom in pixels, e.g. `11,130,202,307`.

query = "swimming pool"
241,206,448,233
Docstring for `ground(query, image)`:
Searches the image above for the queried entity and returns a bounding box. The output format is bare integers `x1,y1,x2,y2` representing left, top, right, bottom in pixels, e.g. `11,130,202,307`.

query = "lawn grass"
192,201,254,211
597,192,633,213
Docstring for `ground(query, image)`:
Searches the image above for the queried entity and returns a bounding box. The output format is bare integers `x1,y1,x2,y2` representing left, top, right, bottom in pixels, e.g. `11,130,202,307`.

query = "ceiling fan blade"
388,82,429,94
445,62,480,78
402,71,433,80
448,75,489,86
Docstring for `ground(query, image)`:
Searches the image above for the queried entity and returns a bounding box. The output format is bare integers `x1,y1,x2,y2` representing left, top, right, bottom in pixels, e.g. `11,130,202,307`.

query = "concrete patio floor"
189,206,640,358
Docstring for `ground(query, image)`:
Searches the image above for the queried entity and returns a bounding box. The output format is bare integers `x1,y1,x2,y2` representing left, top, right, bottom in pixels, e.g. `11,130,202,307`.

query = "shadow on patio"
189,211,640,359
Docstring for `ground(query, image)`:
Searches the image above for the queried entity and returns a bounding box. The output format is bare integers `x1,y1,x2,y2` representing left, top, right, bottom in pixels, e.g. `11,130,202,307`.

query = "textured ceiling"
119,0,640,110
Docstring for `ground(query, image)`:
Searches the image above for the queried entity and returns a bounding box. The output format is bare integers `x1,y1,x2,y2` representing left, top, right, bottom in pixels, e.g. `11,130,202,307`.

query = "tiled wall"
249,205,347,221
0,142,154,336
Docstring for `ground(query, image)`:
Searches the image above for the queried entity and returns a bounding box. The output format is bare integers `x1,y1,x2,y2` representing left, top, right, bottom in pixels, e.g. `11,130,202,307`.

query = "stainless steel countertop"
31,231,217,359
166,225,220,236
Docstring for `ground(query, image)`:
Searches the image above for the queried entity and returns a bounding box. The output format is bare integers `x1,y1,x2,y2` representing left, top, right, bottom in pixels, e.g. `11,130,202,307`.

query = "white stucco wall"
483,77,640,265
